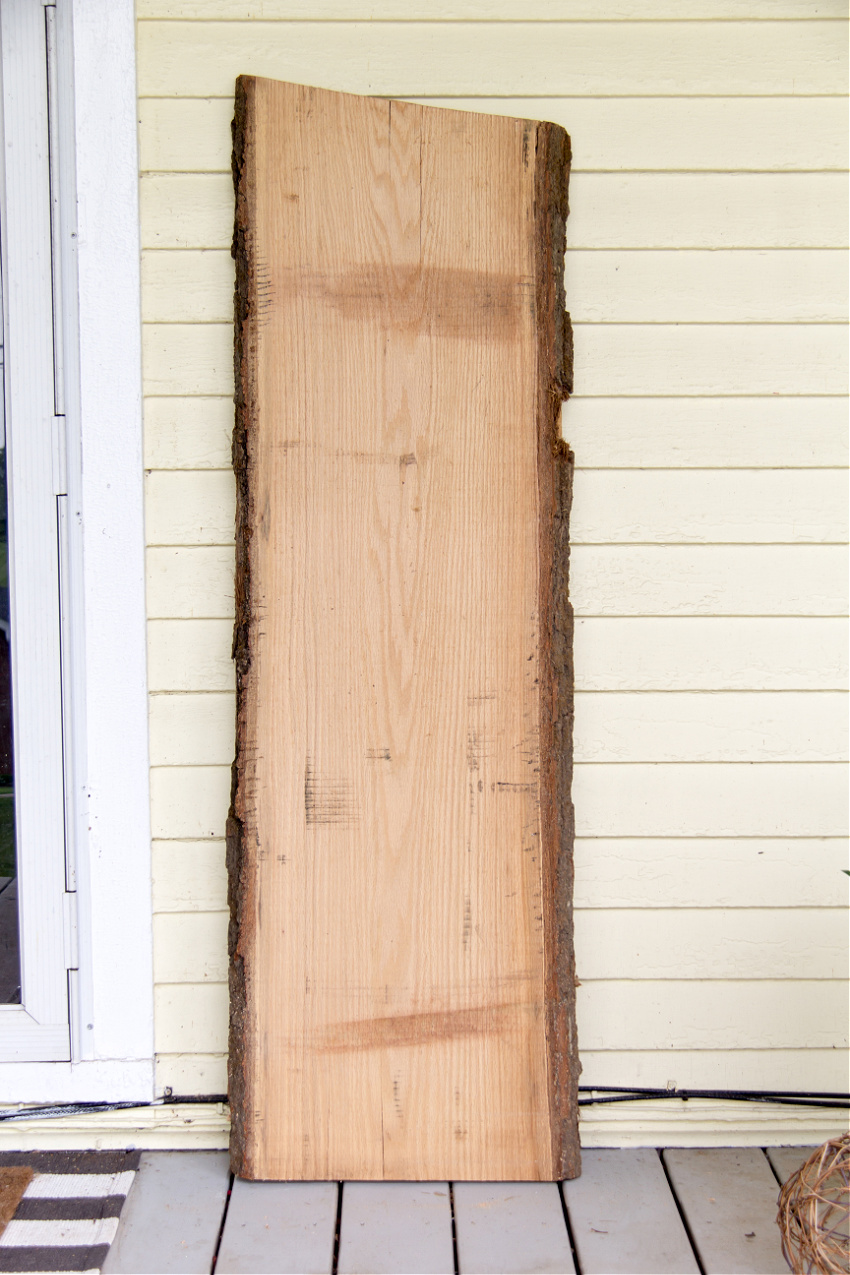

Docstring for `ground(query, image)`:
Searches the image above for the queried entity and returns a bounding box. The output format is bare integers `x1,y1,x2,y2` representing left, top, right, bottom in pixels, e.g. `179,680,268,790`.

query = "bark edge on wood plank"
228,77,579,1181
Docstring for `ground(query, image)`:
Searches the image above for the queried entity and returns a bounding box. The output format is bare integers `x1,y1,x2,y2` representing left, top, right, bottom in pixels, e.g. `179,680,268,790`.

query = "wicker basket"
777,1134,850,1274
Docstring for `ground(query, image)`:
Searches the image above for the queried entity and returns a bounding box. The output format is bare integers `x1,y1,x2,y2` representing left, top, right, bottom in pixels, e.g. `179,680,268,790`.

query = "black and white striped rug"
0,1152,138,1274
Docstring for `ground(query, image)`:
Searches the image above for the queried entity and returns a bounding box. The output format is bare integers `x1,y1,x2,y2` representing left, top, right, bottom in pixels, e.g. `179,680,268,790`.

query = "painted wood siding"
136,1,849,1121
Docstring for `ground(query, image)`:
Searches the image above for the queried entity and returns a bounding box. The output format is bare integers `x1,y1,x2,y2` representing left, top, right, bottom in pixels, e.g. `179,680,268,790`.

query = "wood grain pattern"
228,78,578,1180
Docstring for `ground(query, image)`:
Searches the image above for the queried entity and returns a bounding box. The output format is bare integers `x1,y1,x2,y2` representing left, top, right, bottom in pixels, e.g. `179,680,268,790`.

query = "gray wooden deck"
100,1145,809,1275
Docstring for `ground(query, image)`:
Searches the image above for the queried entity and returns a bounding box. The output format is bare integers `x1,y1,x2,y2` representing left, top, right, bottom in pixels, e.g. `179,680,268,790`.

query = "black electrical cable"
0,1094,229,1123
577,1086,850,1111
0,1088,846,1123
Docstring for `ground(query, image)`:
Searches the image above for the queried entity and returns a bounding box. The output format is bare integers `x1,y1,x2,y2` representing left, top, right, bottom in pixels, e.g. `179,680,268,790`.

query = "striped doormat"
0,1152,139,1274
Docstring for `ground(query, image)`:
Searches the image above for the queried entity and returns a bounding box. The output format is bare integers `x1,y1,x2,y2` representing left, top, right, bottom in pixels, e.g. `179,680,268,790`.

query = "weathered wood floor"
101,1145,808,1274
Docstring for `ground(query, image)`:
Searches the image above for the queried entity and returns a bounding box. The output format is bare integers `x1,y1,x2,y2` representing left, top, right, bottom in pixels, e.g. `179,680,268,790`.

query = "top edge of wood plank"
135,2,850,21
136,22,849,98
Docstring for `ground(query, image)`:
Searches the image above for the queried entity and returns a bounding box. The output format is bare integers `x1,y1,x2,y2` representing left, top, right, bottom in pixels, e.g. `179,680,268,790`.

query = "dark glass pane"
0,406,19,1003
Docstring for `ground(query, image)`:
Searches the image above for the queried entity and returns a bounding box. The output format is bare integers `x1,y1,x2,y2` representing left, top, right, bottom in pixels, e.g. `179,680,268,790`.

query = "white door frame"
0,0,70,1061
0,0,153,1101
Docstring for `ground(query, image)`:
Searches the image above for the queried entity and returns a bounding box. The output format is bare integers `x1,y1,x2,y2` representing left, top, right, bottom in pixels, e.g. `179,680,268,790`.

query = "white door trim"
0,0,71,1061
0,0,153,1101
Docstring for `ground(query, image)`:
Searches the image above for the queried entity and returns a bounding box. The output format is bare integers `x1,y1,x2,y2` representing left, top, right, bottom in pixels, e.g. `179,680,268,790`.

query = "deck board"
766,1145,818,1184
663,1147,785,1274
215,1180,338,1274
98,1145,822,1273
337,1182,454,1275
453,1182,575,1274
101,1151,229,1274
562,1148,699,1274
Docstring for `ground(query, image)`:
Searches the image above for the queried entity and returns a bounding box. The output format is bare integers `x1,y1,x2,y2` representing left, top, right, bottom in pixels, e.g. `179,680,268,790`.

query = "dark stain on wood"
277,264,533,342
317,1003,516,1053
305,758,359,827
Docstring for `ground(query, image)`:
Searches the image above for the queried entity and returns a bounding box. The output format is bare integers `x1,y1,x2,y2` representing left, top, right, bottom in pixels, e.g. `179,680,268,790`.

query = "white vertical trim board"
0,0,153,1101
0,0,71,1060
67,0,153,1084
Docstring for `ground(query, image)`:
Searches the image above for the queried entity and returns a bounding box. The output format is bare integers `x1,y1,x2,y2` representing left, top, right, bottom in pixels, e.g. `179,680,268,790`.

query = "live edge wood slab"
228,76,579,1182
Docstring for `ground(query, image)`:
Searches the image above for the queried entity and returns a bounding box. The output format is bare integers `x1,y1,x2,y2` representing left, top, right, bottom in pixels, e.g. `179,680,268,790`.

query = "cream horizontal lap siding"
137,0,849,1135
